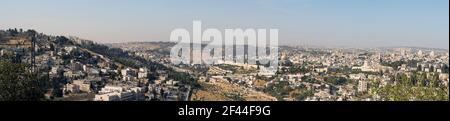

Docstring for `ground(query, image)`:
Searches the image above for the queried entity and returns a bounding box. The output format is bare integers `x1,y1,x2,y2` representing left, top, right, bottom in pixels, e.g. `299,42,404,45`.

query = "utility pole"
31,34,36,73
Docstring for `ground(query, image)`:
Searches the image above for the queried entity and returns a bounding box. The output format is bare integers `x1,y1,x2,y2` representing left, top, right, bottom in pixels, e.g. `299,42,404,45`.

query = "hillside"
191,81,276,101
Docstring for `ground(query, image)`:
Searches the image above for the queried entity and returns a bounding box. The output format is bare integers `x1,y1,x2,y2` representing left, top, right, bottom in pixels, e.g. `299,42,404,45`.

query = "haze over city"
1,0,448,49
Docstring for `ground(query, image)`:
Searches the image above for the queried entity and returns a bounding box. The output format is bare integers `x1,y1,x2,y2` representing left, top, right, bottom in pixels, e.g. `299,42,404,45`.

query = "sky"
0,0,448,49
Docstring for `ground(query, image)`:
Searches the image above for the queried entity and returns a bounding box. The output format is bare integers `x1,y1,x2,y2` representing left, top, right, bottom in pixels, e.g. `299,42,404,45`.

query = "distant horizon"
1,0,448,49
1,27,449,51
103,39,450,51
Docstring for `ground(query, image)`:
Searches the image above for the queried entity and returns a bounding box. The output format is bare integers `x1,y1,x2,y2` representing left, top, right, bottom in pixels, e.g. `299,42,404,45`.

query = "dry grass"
191,81,276,101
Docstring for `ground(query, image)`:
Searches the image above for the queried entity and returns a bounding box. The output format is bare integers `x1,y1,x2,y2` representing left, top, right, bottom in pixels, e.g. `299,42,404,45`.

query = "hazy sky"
1,0,448,49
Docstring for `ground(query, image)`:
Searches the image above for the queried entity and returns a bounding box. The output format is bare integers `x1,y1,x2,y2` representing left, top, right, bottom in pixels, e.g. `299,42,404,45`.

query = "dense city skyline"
1,1,449,120
1,0,448,49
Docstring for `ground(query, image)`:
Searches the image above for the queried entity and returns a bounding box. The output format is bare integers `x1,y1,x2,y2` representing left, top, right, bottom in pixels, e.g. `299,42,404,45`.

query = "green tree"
0,61,46,101
375,72,448,101
325,76,348,85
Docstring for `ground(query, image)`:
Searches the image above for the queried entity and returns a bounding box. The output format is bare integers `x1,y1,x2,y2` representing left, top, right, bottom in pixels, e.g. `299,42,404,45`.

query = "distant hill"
1,29,161,70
